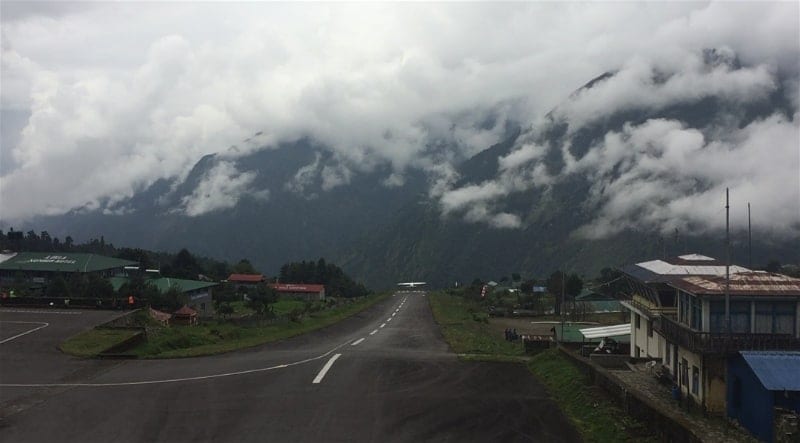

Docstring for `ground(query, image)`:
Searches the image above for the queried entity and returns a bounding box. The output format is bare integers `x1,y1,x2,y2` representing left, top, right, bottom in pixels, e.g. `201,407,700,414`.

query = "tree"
218,303,234,319
232,259,258,275
765,260,782,273
166,248,202,279
596,267,625,298
46,276,71,298
511,273,521,282
86,274,114,299
547,271,565,315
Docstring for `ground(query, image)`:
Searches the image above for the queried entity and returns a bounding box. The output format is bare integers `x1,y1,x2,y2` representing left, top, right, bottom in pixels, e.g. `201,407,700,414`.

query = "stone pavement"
609,363,757,443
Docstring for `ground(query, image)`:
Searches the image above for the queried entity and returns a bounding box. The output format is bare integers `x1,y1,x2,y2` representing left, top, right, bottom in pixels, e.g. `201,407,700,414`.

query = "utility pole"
560,270,565,344
725,188,731,334
748,203,752,269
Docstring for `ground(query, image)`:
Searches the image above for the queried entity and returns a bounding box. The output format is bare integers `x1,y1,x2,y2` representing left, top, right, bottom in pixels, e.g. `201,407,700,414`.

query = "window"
635,313,641,329
692,366,699,395
690,296,702,330
665,343,671,365
680,358,689,386
647,319,653,337
710,301,725,333
710,300,752,333
755,301,796,335
731,301,751,333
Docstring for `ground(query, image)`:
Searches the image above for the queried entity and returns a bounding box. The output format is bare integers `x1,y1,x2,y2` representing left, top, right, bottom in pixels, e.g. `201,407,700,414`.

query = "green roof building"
0,252,137,284
110,275,218,317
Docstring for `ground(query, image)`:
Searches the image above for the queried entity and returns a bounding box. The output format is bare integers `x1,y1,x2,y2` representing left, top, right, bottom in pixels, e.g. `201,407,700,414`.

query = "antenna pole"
748,203,752,269
725,188,731,334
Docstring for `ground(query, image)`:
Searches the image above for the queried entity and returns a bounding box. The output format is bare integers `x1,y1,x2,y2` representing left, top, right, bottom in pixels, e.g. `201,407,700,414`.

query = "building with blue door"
727,351,800,442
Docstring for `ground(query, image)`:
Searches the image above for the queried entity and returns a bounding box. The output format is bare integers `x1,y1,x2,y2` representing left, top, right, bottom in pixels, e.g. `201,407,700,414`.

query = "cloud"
180,161,267,216
0,1,798,237
573,114,800,238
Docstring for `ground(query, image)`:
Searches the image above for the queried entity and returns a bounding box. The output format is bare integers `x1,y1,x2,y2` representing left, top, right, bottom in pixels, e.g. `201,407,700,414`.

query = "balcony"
654,316,800,354
619,294,677,319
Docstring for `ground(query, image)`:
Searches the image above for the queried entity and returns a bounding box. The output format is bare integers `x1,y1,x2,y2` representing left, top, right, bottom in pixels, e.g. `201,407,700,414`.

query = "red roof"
228,273,265,283
173,305,198,316
269,283,325,293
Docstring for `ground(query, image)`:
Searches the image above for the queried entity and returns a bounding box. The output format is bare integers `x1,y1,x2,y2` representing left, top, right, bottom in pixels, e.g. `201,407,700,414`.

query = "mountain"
24,53,800,289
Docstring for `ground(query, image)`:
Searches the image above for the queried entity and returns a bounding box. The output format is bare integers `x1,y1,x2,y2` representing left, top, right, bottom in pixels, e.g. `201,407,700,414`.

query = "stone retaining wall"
558,347,702,442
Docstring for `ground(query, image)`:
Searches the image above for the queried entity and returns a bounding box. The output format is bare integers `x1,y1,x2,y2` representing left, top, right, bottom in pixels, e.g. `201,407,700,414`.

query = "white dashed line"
369,329,378,335
0,321,49,344
312,353,342,384
351,338,365,346
380,323,386,328
0,309,81,315
387,318,392,322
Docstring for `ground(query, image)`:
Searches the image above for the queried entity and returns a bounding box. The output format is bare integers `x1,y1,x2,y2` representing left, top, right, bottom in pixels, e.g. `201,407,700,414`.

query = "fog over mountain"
1,3,798,285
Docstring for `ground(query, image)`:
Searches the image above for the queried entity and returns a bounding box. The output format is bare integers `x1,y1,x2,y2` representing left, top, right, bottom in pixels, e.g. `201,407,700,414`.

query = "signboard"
533,286,547,293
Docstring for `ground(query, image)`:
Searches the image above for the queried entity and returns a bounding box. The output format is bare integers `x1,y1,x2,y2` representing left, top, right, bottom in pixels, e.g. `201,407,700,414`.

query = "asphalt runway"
0,293,581,442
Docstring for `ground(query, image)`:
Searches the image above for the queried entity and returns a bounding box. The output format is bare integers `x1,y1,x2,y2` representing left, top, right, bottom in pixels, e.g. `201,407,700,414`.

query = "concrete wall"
558,347,703,443
187,289,214,317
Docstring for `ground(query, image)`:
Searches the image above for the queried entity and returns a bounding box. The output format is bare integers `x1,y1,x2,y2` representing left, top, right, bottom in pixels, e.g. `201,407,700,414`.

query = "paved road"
0,293,580,442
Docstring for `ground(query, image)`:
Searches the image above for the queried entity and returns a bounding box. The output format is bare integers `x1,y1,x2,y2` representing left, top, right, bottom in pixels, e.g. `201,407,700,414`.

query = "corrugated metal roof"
670,272,800,296
110,276,217,293
678,254,715,261
579,323,631,339
0,253,17,264
622,254,752,285
740,351,800,391
270,283,325,293
0,252,137,273
228,274,265,283
637,259,751,277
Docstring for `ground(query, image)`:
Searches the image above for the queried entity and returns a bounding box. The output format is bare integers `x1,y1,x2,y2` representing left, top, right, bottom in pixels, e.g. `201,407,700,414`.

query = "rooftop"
740,351,800,391
669,272,800,297
228,273,265,283
622,253,752,283
0,252,138,273
270,283,325,293
110,276,217,293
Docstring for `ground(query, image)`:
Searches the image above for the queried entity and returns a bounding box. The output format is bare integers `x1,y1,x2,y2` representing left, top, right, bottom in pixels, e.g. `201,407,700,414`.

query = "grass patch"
60,328,141,357
428,291,524,360
129,293,388,358
528,349,656,442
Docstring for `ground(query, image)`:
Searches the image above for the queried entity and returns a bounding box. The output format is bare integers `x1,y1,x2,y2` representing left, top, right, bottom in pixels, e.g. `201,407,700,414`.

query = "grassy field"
128,294,387,358
528,349,656,442
59,328,142,357
428,291,524,360
429,290,654,442
60,294,387,359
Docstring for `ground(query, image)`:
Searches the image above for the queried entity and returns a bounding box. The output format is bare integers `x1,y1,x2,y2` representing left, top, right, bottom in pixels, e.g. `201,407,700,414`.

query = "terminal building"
0,252,137,285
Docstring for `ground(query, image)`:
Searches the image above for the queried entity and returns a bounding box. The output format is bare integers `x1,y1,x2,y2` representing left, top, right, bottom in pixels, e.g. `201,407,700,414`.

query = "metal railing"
655,316,800,354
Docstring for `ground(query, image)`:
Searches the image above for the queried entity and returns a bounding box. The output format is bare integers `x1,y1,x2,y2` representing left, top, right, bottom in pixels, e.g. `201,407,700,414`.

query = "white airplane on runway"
397,282,426,288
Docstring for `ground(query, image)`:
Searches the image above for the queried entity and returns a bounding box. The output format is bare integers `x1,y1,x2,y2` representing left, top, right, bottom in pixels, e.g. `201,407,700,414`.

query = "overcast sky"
1,2,798,238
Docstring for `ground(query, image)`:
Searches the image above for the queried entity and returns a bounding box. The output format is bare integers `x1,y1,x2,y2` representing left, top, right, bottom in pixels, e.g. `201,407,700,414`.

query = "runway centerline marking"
369,329,378,335
351,338,365,346
312,353,342,384
0,321,49,344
